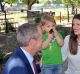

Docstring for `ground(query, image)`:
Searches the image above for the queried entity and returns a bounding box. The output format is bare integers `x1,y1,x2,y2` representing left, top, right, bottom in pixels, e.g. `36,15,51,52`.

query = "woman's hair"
39,13,56,32
69,14,80,55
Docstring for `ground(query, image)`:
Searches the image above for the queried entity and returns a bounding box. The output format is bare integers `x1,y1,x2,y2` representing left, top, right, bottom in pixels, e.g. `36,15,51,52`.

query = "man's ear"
28,38,35,50
29,38,35,47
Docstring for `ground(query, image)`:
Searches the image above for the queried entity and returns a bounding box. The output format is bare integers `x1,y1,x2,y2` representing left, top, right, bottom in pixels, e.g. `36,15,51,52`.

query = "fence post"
76,8,77,14
60,12,61,23
4,11,8,33
68,11,69,22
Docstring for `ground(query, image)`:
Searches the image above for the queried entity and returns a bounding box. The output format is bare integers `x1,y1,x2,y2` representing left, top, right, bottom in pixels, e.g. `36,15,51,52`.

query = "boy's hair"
39,13,56,32
40,13,56,26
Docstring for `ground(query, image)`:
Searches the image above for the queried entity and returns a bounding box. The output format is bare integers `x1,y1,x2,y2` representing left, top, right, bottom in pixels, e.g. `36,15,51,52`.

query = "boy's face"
43,21,55,33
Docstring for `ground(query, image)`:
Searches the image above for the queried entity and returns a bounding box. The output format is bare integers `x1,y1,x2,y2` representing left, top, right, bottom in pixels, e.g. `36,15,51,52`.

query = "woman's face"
73,19,80,35
43,21,55,33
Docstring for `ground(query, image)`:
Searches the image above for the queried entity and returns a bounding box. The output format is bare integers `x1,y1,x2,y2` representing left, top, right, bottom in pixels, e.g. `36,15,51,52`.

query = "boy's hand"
48,33,53,40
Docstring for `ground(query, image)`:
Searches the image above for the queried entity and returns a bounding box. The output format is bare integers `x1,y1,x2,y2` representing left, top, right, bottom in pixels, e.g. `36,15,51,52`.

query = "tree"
0,0,5,12
52,0,62,4
5,0,40,10
5,0,16,6
5,0,16,3
0,0,8,33
21,0,39,10
19,0,39,21
62,0,80,14
0,0,16,33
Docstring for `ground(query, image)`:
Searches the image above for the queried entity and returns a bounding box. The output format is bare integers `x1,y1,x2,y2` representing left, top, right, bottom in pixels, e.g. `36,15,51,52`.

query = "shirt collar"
20,47,33,64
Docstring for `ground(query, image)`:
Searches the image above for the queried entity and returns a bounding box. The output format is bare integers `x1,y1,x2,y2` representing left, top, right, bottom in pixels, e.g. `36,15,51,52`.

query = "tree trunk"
28,5,32,10
27,5,32,18
4,11,9,33
72,4,75,15
67,5,69,22
0,3,4,12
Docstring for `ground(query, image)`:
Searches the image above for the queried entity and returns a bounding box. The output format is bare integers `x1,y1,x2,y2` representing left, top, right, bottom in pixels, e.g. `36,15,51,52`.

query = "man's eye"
77,24,80,25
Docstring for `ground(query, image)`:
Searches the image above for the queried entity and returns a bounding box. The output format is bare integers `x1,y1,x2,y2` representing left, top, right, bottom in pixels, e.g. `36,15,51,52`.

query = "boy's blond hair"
39,13,56,32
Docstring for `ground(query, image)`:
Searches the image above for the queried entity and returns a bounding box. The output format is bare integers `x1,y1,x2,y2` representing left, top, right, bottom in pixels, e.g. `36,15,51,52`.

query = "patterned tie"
32,60,38,74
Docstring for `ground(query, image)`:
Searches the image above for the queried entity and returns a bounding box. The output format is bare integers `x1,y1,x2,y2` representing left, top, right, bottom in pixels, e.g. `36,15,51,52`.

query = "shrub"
2,20,16,33
56,25,71,39
0,50,5,63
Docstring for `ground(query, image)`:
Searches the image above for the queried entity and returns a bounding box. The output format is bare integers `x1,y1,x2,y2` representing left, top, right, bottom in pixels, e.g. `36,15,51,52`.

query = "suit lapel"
16,48,34,74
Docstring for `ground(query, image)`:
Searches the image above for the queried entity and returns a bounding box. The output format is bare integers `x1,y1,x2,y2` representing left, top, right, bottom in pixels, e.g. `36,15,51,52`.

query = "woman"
62,14,80,74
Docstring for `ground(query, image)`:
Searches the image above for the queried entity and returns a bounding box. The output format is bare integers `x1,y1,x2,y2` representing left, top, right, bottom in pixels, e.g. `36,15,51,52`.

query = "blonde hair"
39,13,56,32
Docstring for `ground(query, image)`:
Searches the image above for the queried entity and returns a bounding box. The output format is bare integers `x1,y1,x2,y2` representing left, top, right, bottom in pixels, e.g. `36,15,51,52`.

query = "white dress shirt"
21,47,35,74
61,35,80,74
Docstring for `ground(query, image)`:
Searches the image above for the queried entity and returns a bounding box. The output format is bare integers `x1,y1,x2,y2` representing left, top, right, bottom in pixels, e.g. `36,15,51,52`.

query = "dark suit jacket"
2,48,40,74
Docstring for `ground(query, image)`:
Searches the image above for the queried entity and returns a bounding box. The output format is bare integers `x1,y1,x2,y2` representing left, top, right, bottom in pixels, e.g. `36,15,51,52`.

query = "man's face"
29,33,42,55
33,35,42,51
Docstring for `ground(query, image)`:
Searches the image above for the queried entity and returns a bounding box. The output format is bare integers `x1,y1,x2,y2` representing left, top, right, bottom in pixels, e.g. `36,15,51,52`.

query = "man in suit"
2,23,42,74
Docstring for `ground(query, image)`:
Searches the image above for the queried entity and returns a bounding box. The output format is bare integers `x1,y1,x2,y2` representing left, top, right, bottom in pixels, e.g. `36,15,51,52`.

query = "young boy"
40,14,63,74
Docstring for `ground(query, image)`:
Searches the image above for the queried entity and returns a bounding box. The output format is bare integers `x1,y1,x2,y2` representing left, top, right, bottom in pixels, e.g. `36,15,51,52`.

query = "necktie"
32,60,38,74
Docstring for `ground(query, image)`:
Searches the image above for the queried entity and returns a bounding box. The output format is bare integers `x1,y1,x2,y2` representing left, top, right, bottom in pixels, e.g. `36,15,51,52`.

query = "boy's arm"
42,34,53,49
53,30,63,46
